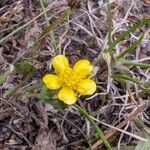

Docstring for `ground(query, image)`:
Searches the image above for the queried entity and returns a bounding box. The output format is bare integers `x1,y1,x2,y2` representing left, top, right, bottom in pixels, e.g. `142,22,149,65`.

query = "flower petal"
58,86,77,105
52,55,70,75
75,79,96,95
73,60,93,78
43,74,62,90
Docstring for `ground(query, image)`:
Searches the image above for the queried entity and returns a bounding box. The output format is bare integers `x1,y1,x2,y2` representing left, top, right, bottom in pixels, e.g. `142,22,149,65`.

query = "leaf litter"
0,0,150,149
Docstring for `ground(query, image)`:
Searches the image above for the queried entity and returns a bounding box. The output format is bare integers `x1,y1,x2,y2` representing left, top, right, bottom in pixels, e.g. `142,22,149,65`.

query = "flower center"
61,68,79,87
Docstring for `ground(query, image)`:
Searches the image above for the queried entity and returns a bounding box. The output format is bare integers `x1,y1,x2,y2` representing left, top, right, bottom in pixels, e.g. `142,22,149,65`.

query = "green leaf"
116,33,145,60
119,59,150,69
139,81,150,98
139,90,150,98
39,85,67,110
112,73,140,84
25,82,42,92
135,141,150,150
45,97,67,111
135,120,150,134
74,103,111,150
143,81,150,90
0,70,9,85
21,88,67,111
40,85,50,99
14,60,37,76
105,18,150,53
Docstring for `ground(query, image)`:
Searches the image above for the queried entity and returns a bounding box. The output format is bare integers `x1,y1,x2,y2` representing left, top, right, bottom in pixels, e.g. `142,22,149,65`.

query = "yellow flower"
42,55,96,105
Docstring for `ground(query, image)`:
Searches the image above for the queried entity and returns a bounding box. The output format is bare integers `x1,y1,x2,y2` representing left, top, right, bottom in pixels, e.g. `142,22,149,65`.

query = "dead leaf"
32,128,60,150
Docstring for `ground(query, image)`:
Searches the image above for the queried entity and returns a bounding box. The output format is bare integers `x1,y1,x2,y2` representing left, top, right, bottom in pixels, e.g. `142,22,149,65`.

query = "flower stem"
73,103,111,150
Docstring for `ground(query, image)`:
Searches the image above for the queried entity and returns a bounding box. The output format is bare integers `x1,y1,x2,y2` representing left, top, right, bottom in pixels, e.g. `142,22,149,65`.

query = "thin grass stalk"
105,18,150,53
4,73,32,99
74,103,111,150
0,2,56,44
39,0,58,54
115,33,145,60
105,0,115,77
53,112,92,150
119,59,150,69
31,8,72,53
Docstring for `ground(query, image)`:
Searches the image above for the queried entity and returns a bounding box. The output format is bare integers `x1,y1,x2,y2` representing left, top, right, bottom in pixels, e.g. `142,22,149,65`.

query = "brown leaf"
32,128,60,150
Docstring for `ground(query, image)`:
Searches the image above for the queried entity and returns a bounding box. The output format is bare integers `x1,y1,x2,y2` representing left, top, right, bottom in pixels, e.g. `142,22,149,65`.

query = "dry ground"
0,0,150,150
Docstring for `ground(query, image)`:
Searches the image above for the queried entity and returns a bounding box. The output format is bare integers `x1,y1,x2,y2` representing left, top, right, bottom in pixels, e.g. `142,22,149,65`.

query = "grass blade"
39,0,58,54
0,70,9,85
74,103,111,150
119,59,150,69
135,141,150,150
112,73,140,84
115,32,145,60
0,3,55,44
29,8,73,54
53,112,92,150
105,18,150,53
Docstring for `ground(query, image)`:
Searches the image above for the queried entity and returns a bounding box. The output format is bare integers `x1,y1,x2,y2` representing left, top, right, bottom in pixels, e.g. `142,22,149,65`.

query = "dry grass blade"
92,102,150,149
24,8,73,57
0,0,58,44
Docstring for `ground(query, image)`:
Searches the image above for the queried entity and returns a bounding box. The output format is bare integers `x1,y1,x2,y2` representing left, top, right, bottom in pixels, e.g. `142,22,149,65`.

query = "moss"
14,60,37,76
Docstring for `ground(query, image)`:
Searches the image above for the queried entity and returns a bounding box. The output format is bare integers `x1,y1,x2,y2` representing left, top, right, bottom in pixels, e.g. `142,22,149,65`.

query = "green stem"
73,103,111,150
